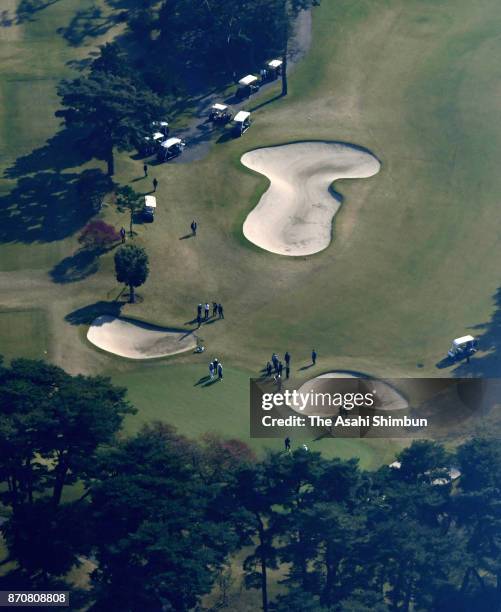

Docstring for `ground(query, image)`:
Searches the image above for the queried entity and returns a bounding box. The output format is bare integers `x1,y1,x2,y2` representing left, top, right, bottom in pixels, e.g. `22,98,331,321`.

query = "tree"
56,72,165,176
89,423,236,611
0,358,134,578
115,185,143,237
114,244,149,303
273,0,321,96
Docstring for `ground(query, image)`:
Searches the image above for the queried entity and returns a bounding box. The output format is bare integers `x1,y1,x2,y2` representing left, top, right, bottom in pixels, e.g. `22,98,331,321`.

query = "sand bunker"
242,142,380,256
289,372,408,416
87,315,196,359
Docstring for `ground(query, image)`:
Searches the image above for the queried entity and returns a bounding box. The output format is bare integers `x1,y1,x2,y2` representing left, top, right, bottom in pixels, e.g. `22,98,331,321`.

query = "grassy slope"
1,0,501,465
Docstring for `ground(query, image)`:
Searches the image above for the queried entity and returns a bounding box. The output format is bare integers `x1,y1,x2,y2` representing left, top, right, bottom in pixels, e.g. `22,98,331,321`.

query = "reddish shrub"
79,220,120,250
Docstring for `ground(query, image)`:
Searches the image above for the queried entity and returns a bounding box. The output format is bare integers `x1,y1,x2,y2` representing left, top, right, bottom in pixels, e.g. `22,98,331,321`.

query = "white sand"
241,142,380,256
289,372,408,416
87,315,196,359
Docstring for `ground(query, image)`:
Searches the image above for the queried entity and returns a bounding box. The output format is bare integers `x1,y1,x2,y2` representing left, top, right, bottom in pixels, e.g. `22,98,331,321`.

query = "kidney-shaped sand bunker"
241,142,380,256
87,315,196,359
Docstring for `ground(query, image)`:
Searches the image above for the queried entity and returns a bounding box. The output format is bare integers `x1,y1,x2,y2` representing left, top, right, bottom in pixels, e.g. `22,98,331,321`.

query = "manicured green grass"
0,309,49,361
2,0,501,472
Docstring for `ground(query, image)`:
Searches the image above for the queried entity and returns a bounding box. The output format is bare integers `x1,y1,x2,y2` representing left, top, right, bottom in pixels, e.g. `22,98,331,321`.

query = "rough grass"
1,0,501,469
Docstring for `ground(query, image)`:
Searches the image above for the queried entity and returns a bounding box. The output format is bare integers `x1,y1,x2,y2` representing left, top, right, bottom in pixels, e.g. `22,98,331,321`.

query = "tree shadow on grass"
50,248,100,284
16,0,61,23
0,171,94,244
65,301,123,326
57,5,125,47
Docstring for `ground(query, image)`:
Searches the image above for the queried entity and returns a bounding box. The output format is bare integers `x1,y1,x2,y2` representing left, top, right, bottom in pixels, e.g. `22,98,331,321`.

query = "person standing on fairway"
120,227,126,244
285,351,290,367
278,362,283,377
217,363,223,380
209,362,214,380
212,302,218,317
197,314,202,328
204,303,210,320
218,303,224,319
312,349,317,365
197,303,202,319
191,220,197,236
213,357,219,373
153,177,158,192
143,164,148,177
286,365,290,379
284,437,291,452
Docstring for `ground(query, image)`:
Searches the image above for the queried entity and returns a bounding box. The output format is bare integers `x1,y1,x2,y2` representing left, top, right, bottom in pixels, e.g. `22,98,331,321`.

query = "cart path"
167,9,313,164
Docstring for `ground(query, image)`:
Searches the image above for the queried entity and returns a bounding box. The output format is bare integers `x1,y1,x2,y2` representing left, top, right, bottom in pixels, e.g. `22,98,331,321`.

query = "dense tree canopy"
114,243,149,303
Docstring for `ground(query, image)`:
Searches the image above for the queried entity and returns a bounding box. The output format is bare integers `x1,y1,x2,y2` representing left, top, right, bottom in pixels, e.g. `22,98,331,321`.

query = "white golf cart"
233,111,251,137
157,137,186,162
143,195,157,222
264,58,283,81
152,120,169,136
447,335,478,360
209,103,233,124
236,74,259,99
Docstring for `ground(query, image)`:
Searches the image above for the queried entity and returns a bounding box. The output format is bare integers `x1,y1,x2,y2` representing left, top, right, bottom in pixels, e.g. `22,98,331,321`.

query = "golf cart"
236,75,259,99
152,131,165,149
152,120,169,136
447,335,478,360
142,195,157,222
209,103,233,124
157,137,186,162
233,111,251,137
264,59,283,81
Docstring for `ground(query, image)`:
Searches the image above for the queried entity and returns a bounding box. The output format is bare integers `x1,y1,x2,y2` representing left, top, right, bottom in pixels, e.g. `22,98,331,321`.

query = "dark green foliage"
114,243,149,303
89,423,239,612
56,72,165,176
0,358,134,578
115,185,143,237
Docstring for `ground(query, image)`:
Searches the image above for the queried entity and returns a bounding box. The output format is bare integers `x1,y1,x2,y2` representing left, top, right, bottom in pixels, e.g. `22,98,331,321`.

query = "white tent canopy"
238,75,258,86
234,111,250,123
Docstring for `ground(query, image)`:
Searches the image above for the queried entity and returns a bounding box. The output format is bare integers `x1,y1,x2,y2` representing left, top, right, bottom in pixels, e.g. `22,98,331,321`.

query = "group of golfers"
265,349,318,386
209,357,224,381
196,302,224,327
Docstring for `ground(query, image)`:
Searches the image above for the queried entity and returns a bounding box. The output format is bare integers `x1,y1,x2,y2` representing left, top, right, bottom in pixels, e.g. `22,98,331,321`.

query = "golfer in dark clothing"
204,303,210,320
266,362,272,377
218,304,224,319
286,365,290,379
278,362,283,376
120,227,126,244
196,314,201,328
212,302,218,317
285,351,290,366
143,164,148,177
191,220,197,236
197,304,202,318
217,363,223,380
284,437,291,452
153,178,158,192
213,358,219,373
312,349,317,365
